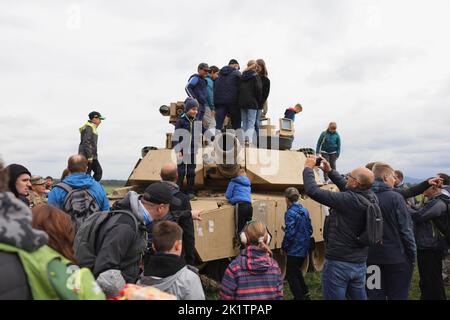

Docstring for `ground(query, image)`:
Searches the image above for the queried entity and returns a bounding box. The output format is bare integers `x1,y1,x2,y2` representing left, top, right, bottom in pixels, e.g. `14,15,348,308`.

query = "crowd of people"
1,58,449,301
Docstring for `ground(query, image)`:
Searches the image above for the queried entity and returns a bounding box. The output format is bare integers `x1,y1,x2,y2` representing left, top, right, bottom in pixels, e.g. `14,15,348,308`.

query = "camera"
315,157,322,166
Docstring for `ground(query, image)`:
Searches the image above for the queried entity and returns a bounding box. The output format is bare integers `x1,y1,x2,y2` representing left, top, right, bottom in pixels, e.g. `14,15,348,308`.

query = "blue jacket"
225,176,251,205
284,108,297,121
282,203,312,257
48,173,109,211
367,180,416,265
205,75,215,110
214,66,241,106
185,74,207,106
316,130,341,156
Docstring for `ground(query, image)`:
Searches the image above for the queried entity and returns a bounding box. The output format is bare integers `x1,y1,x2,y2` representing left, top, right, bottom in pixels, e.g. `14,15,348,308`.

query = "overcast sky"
1,0,449,180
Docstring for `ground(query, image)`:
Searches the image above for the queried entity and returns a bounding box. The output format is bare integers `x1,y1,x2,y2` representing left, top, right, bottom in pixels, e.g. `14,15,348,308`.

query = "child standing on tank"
225,169,253,245
172,98,202,200
282,187,313,300
284,103,302,122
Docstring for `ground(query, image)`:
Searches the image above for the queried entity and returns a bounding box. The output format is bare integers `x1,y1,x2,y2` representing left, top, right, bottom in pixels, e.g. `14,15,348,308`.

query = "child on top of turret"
284,103,302,122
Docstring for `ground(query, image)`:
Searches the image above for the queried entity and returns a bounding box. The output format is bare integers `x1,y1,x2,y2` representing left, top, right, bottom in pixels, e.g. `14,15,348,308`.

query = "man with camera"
303,155,376,300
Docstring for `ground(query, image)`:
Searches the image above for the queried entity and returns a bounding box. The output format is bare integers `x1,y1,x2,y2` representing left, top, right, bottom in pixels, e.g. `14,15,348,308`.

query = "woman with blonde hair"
316,122,341,182
238,60,263,145
255,59,270,135
220,221,283,300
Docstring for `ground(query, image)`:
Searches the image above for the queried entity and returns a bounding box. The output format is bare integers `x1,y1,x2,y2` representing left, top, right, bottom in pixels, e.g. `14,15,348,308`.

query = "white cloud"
1,0,449,180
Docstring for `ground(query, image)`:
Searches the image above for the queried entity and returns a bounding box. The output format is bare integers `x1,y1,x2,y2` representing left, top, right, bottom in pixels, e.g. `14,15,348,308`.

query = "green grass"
207,266,450,300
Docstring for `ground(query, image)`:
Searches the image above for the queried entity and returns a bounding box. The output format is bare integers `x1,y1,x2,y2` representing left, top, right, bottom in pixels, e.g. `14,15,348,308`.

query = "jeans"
215,104,241,131
366,262,413,300
321,152,337,181
322,259,367,300
241,108,258,144
87,159,103,182
255,109,262,135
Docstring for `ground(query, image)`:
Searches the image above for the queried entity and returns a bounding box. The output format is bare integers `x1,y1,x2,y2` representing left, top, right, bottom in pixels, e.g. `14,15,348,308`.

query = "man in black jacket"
5,163,32,206
79,111,105,181
90,182,181,283
160,163,202,265
366,163,416,300
303,156,376,300
410,185,449,300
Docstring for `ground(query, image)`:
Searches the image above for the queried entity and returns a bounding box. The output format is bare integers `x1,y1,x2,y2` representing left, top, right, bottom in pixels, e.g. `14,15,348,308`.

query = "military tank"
110,101,337,280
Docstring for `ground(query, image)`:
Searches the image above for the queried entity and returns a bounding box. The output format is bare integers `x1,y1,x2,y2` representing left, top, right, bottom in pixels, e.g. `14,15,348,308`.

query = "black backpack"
55,182,100,232
73,210,147,271
433,195,450,246
339,192,383,247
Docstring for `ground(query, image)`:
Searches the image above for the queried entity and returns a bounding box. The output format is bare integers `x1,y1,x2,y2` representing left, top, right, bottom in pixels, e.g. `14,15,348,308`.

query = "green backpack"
0,243,105,300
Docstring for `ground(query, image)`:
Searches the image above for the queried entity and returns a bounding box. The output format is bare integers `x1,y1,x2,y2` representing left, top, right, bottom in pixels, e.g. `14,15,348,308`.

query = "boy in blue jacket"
185,63,209,121
282,187,313,300
225,169,253,242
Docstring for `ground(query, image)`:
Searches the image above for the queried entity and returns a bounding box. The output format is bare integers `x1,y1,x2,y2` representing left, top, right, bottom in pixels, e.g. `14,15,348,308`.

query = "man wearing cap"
78,111,105,182
185,63,209,121
85,182,181,283
27,176,48,208
214,59,242,131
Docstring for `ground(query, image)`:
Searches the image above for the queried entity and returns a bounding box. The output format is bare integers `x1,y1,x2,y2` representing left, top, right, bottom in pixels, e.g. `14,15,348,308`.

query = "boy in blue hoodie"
225,169,253,242
282,187,312,300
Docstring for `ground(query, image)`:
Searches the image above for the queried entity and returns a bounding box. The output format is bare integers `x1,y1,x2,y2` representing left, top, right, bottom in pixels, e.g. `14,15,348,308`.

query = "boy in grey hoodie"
138,221,205,300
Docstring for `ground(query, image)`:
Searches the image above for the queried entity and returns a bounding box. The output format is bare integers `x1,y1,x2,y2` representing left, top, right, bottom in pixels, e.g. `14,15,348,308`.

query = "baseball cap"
228,59,239,65
198,62,210,71
88,111,106,120
143,182,182,206
30,175,46,185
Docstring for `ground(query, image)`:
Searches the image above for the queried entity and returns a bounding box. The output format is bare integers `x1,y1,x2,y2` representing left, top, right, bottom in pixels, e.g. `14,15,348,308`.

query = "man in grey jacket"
78,111,105,181
303,155,376,300
139,220,205,300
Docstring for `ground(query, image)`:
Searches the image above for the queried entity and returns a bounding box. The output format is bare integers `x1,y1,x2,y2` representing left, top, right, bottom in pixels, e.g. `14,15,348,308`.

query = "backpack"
338,192,383,247
433,195,450,246
354,193,384,247
55,182,100,232
73,210,147,271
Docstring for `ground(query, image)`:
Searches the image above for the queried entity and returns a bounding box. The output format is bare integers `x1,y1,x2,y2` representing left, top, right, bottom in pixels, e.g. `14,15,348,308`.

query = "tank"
110,101,337,280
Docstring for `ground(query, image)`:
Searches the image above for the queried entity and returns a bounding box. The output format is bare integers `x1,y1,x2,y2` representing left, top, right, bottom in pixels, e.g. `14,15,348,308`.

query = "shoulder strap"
55,182,73,193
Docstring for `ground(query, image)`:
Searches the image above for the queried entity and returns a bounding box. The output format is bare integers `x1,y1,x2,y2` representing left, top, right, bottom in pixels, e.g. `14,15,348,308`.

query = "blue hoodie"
48,173,109,211
225,176,251,205
282,203,312,257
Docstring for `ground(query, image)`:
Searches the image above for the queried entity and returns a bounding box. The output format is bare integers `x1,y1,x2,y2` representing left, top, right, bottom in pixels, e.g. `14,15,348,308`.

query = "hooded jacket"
220,245,283,300
225,176,252,205
6,164,31,206
93,191,148,283
284,108,297,121
410,194,448,250
185,74,208,106
282,203,312,257
367,179,416,265
316,130,341,156
303,168,377,263
172,113,202,155
0,191,48,299
78,121,98,160
205,75,215,110
238,70,263,110
139,253,205,300
214,66,241,106
48,173,109,212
